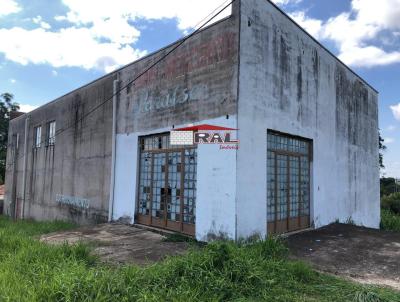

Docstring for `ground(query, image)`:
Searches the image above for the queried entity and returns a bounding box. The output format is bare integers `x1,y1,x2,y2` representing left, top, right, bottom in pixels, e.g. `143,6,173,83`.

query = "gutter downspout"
21,115,30,219
108,74,120,222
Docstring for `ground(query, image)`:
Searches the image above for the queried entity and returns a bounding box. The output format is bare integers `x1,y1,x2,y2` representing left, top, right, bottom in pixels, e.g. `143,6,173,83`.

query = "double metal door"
137,134,197,236
267,132,311,234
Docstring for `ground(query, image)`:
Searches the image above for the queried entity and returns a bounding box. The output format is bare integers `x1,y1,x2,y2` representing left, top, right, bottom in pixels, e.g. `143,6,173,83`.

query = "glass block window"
267,131,311,232
152,153,166,219
268,132,309,155
184,148,197,224
138,133,197,231
138,153,152,215
167,152,182,222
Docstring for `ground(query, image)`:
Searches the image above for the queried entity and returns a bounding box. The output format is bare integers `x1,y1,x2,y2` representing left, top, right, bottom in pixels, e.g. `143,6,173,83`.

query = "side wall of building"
112,10,240,240
5,75,115,224
236,0,380,238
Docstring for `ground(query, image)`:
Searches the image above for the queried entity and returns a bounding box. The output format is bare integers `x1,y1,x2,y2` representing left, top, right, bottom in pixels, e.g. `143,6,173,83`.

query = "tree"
379,131,386,169
0,93,20,184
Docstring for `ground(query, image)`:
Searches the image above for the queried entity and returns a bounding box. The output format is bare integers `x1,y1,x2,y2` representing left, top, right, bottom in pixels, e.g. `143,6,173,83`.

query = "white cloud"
9,78,16,83
32,15,51,30
391,103,400,121
55,0,232,31
19,104,38,113
289,11,322,38
290,0,400,68
52,70,58,76
384,137,395,144
0,0,21,17
0,0,234,72
0,27,146,72
272,0,302,5
387,125,396,131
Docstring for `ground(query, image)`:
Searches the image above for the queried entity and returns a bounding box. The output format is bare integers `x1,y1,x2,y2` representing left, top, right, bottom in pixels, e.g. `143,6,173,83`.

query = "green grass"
0,216,399,302
381,209,400,232
381,193,400,215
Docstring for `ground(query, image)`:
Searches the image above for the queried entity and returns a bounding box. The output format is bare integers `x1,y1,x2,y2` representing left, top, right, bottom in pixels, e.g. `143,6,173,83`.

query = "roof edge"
14,13,235,122
263,0,378,94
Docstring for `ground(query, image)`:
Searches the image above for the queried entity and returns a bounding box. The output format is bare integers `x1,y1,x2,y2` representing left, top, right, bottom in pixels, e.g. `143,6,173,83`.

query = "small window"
34,126,42,148
16,133,19,149
47,121,56,146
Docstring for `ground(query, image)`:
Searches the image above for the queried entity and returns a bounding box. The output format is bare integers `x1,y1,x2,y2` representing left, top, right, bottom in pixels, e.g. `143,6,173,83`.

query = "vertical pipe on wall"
108,74,120,222
21,115,30,219
11,135,18,220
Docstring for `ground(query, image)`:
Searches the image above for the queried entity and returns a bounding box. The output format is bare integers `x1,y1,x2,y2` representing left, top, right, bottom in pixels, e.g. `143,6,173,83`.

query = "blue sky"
0,0,399,177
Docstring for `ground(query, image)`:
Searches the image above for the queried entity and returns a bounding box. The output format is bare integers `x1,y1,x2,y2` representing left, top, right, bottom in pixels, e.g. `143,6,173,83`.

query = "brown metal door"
267,131,311,235
136,134,196,236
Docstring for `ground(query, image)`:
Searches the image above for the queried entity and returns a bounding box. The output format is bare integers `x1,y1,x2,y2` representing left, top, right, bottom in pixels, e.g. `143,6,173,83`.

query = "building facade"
5,0,380,241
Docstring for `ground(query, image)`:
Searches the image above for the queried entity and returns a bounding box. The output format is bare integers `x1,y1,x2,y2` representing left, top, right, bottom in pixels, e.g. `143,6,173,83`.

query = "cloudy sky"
0,0,399,177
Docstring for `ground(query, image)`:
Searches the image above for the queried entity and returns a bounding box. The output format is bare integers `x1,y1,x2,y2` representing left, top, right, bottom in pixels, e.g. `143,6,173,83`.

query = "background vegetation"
0,217,399,302
0,93,20,184
380,192,400,232
381,178,400,197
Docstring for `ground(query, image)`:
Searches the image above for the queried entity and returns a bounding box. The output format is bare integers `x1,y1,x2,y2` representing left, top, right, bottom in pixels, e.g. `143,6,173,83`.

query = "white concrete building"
5,0,379,241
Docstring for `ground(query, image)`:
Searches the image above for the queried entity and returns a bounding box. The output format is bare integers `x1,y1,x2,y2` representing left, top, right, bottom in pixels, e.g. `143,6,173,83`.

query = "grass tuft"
380,209,400,232
0,216,399,302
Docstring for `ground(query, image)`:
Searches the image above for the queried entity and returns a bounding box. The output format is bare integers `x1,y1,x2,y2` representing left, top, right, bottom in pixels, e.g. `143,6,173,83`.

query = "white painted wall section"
113,133,138,223
196,116,237,241
113,115,238,241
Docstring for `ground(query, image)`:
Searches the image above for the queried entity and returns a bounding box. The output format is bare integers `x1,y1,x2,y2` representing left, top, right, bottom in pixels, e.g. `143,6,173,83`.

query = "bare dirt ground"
41,222,400,290
40,224,190,265
287,223,400,290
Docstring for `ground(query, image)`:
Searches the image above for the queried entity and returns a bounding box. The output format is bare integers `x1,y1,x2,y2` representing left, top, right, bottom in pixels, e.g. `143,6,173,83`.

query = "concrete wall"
112,116,238,241
112,12,240,240
5,7,240,228
236,0,380,239
116,16,239,135
5,75,115,224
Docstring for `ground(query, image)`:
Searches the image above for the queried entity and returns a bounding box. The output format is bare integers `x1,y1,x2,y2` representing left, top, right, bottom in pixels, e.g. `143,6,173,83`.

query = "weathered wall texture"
5,75,115,224
5,8,240,230
4,0,379,241
116,14,239,135
236,0,380,238
112,11,240,240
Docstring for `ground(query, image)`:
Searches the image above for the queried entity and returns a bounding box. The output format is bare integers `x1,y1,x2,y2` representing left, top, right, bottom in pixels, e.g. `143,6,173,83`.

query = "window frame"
33,126,42,148
46,120,56,146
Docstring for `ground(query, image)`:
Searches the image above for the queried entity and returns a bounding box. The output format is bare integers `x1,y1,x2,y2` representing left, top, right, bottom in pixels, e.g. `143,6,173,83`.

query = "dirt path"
41,224,190,265
287,223,400,290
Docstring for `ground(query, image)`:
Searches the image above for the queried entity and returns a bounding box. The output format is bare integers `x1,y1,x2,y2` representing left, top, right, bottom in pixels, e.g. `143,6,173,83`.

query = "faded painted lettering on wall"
56,194,90,210
140,84,207,113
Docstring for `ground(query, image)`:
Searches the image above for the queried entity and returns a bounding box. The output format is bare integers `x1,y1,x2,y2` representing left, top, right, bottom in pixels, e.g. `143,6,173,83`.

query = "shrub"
0,217,399,301
380,209,400,232
381,192,400,214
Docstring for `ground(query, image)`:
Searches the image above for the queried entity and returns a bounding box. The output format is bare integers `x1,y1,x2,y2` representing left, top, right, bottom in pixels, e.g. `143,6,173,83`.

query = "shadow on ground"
287,223,400,290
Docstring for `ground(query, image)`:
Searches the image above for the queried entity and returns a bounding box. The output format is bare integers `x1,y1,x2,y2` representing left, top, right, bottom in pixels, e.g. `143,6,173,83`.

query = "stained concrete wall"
5,0,379,240
112,11,240,240
112,116,238,241
5,75,115,224
4,8,240,231
115,14,239,135
236,0,380,239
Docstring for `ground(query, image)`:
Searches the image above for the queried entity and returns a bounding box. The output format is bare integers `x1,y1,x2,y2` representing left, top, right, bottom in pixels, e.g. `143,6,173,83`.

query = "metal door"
267,131,311,234
136,133,196,236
